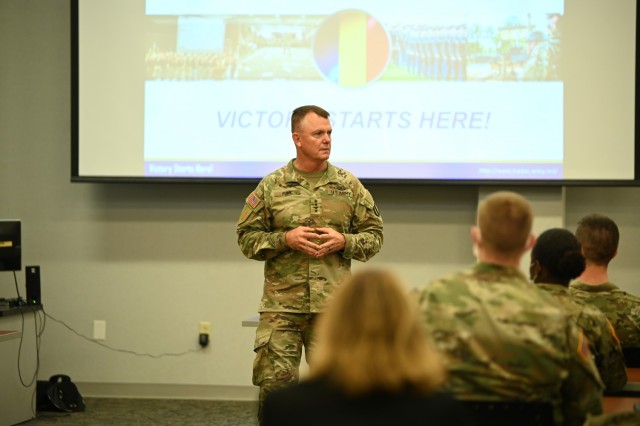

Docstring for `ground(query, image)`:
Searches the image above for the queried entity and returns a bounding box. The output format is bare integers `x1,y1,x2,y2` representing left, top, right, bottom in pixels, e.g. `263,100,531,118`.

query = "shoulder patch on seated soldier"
577,330,592,363
608,321,621,344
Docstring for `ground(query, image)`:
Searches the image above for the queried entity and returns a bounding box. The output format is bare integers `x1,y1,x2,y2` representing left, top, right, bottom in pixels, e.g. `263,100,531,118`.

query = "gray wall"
2,1,640,399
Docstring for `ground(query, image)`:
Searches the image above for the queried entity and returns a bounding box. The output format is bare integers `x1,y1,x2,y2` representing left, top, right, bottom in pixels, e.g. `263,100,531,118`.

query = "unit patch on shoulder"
576,330,592,363
238,207,251,223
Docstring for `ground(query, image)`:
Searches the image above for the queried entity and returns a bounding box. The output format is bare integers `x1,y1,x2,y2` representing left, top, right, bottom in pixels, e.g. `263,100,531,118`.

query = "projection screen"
71,0,638,184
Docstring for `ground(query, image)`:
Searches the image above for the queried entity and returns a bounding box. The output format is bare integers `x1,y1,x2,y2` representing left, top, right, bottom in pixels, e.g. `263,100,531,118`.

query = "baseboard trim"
75,383,259,401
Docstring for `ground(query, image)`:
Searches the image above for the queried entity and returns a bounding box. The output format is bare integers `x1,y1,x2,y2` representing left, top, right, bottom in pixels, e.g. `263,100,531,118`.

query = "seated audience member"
570,214,640,365
530,228,627,392
262,268,474,426
419,191,603,426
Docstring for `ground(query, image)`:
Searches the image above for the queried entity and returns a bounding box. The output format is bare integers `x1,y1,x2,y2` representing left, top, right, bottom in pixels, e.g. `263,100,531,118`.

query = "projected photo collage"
144,11,562,85
142,1,566,180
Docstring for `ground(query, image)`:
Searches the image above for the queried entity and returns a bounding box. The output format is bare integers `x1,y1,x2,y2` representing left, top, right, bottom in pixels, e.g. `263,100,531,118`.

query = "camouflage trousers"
253,311,317,424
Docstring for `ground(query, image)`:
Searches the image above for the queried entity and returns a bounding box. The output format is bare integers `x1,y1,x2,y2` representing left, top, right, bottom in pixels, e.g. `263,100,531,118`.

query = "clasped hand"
285,226,345,258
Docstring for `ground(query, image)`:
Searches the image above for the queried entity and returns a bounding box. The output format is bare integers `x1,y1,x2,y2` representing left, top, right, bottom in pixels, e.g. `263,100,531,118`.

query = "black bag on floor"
36,374,86,412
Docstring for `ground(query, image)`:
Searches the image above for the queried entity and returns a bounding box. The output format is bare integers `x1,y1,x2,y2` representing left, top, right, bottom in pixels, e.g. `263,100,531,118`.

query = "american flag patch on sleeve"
247,192,261,208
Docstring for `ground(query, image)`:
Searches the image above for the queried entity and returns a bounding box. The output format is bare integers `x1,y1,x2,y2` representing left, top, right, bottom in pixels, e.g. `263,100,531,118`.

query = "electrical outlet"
199,321,211,336
93,320,106,340
199,321,211,348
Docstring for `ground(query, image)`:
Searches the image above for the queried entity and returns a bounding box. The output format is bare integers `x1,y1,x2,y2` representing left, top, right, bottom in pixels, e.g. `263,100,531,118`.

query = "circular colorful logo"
313,10,390,88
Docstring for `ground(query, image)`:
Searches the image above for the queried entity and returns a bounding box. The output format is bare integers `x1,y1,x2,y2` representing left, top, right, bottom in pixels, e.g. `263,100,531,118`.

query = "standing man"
419,191,603,426
570,214,640,365
237,105,384,423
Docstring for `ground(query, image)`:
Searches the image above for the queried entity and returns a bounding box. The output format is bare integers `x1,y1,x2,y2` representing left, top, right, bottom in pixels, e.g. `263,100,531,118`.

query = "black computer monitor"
0,220,21,271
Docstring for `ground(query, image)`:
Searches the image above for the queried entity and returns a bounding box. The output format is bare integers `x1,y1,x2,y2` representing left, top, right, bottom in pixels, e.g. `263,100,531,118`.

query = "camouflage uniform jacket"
419,262,604,426
537,283,627,392
569,281,640,348
237,160,383,313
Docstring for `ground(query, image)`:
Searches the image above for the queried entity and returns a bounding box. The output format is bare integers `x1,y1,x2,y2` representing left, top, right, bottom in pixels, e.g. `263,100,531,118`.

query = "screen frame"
69,0,640,187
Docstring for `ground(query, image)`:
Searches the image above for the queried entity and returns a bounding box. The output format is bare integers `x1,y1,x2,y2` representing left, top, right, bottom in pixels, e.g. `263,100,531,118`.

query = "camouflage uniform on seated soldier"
419,191,604,426
530,228,627,392
570,214,640,366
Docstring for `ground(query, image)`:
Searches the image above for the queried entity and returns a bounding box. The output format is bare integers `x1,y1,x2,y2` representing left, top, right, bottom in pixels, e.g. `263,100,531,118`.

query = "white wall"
2,0,640,400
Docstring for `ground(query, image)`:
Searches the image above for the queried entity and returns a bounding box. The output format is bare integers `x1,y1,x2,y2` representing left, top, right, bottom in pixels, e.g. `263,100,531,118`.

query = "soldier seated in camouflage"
570,214,640,366
419,191,604,426
530,228,627,392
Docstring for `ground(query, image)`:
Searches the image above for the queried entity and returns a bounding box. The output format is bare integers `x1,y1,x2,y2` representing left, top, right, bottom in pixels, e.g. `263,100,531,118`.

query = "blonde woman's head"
310,268,446,395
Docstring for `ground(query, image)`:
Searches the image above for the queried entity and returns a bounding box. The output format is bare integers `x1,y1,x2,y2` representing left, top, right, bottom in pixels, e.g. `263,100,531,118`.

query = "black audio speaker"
25,265,41,305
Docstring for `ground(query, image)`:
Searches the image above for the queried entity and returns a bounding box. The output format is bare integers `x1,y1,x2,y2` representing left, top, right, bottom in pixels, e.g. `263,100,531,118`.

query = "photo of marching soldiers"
144,11,561,83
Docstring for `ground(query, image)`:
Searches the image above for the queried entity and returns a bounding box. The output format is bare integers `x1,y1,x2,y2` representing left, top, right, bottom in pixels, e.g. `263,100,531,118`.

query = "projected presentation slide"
141,0,564,180
77,0,636,182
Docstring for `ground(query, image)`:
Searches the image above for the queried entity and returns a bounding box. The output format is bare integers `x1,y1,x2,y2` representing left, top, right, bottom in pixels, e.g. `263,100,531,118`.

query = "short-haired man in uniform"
236,105,384,424
570,213,640,365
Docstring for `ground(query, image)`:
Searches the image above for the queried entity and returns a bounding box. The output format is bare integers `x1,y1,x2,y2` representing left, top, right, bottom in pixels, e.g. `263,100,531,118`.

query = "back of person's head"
575,213,619,266
291,105,330,133
310,268,445,395
531,228,585,286
477,191,533,255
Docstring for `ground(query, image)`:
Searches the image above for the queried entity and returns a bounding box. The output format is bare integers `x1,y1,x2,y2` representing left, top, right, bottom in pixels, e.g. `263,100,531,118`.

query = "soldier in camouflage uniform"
236,105,384,424
530,228,627,392
570,214,640,364
419,191,603,426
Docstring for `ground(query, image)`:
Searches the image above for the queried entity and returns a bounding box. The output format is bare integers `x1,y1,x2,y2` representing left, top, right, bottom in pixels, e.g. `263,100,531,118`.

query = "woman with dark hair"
262,267,473,426
530,228,627,392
